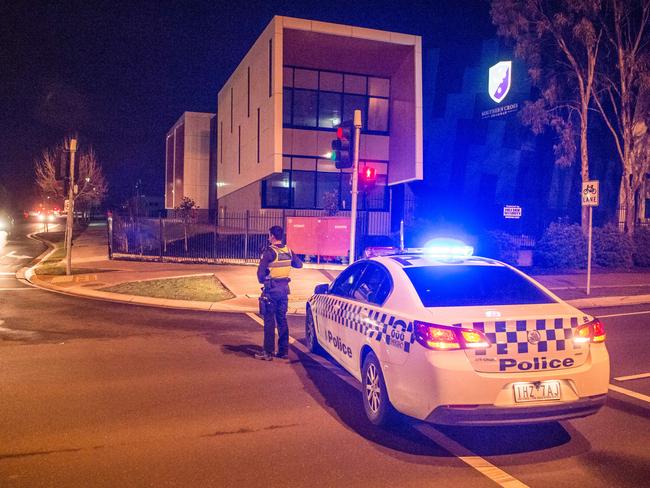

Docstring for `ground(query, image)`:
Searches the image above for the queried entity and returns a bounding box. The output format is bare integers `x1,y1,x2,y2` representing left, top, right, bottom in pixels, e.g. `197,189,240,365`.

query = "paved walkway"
21,221,650,314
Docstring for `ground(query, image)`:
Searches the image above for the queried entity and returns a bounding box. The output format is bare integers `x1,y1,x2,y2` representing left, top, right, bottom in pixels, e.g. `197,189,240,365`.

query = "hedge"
534,222,587,269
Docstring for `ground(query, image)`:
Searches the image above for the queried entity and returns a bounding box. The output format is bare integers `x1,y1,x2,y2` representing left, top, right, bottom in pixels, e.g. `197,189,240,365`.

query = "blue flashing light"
421,238,474,258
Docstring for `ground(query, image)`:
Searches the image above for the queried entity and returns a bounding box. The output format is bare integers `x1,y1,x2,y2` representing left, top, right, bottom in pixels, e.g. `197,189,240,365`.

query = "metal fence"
109,209,391,265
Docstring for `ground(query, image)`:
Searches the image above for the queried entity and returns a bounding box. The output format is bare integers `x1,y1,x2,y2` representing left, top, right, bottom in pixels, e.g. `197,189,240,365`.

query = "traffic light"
359,166,376,191
331,121,355,169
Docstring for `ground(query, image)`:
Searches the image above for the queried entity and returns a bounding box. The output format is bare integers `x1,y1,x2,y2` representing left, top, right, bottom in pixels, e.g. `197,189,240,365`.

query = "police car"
305,240,609,426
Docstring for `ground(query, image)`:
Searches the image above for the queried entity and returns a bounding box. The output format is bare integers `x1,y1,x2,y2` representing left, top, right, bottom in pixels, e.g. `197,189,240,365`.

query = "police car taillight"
574,319,606,344
414,321,490,351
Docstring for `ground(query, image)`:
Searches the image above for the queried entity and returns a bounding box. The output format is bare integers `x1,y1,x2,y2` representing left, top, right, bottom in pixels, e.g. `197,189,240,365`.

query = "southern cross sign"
489,61,512,104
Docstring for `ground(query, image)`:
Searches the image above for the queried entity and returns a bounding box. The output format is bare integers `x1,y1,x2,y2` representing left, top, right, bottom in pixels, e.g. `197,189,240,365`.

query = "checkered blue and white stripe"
469,317,588,356
310,294,590,358
310,295,416,353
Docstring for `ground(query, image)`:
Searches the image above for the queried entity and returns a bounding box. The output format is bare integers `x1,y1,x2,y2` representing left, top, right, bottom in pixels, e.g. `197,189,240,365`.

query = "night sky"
0,0,493,211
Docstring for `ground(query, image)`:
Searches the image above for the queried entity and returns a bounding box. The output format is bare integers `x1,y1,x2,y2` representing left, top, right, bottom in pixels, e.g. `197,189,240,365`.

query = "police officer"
254,225,303,361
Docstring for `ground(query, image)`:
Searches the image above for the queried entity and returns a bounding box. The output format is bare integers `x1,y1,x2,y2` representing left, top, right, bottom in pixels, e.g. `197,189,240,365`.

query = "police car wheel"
305,308,322,354
362,352,395,426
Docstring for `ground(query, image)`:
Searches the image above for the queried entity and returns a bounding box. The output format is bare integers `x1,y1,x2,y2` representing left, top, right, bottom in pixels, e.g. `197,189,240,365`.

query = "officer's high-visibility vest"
267,245,293,279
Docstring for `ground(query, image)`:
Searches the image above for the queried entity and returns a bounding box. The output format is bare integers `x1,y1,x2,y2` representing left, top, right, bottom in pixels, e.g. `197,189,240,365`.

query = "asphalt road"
1,224,649,487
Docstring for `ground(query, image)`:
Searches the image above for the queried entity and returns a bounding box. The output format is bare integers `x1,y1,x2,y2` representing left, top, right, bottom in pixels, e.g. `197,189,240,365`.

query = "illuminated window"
368,97,389,132
282,66,389,135
261,155,389,211
318,92,342,128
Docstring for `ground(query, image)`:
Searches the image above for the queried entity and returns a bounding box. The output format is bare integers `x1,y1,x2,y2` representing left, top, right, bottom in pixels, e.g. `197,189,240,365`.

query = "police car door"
323,262,368,372
348,263,393,375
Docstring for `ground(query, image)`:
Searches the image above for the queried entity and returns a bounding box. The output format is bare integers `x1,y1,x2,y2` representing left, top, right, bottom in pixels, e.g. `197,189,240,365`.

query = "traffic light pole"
349,109,362,264
65,138,77,276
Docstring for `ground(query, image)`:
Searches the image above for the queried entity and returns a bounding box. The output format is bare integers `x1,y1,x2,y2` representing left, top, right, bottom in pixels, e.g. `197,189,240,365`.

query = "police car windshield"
405,265,556,307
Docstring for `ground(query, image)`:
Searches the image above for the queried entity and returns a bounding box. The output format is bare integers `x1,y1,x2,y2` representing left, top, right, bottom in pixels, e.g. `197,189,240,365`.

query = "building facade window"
261,155,389,211
283,66,390,134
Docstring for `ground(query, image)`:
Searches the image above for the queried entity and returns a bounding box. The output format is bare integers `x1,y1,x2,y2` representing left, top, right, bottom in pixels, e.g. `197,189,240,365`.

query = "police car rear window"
404,266,556,307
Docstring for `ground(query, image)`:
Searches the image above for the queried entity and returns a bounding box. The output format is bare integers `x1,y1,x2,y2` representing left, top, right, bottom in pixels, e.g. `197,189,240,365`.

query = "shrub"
593,223,634,268
535,222,587,269
633,227,650,267
480,230,520,265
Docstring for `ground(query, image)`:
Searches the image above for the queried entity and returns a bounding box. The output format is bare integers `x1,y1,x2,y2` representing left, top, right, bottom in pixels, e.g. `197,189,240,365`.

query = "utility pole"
65,138,77,276
349,109,362,264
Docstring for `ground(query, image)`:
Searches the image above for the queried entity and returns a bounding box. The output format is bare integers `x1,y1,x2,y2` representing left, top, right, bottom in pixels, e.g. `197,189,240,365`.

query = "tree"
35,141,108,210
174,196,198,252
593,0,650,233
491,0,603,232
34,138,108,274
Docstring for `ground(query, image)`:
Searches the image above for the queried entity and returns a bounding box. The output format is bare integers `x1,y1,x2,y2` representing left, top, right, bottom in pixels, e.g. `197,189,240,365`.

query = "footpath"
19,222,650,315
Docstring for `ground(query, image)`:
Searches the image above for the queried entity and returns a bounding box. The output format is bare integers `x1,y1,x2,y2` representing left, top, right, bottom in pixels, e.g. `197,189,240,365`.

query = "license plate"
513,381,561,403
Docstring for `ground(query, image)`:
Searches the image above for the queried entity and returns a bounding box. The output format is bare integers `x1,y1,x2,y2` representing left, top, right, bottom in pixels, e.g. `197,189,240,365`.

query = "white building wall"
164,111,214,210
183,112,213,209
216,15,422,211
217,18,282,201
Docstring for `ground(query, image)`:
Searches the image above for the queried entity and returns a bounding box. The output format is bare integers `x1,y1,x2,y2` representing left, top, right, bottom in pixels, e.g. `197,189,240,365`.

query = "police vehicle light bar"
422,238,474,258
414,321,490,351
364,239,473,260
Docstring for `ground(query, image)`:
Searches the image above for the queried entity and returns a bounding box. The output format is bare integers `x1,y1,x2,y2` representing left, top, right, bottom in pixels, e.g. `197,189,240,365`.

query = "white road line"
244,313,530,488
0,272,16,276
0,287,36,291
415,424,529,488
614,372,650,382
609,384,650,404
245,312,297,344
599,310,650,318
549,283,650,290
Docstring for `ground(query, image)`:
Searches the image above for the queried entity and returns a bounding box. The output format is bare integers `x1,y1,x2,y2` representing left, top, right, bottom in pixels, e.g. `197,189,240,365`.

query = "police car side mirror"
314,283,329,295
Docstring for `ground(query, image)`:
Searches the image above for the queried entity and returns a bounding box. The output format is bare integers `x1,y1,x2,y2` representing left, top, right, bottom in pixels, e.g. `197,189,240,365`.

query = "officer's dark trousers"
262,283,290,355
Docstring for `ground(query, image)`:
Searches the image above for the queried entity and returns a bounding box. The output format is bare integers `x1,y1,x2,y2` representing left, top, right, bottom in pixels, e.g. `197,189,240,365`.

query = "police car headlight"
414,321,490,351
37,214,45,222
575,318,606,344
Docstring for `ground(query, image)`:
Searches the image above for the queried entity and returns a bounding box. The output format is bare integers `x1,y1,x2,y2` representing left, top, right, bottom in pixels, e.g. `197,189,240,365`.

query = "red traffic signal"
361,166,376,181
331,121,355,169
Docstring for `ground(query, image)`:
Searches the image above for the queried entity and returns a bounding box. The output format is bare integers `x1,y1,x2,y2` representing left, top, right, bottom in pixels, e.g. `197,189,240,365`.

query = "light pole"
349,109,362,264
65,138,77,276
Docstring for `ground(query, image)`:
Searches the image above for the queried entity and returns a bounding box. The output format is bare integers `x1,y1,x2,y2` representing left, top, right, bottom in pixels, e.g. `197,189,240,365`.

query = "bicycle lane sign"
582,180,599,206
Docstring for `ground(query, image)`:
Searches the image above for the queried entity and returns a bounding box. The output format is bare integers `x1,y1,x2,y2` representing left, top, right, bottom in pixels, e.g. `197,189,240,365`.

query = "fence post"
107,215,113,260
213,217,217,260
244,210,250,262
282,209,287,242
159,214,164,262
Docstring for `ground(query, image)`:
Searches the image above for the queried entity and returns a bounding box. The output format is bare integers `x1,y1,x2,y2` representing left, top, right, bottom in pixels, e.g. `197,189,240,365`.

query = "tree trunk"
580,105,590,235
618,173,636,235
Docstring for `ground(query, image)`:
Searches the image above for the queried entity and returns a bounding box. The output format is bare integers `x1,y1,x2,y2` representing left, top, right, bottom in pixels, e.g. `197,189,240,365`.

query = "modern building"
422,39,584,235
164,111,216,214
216,16,422,232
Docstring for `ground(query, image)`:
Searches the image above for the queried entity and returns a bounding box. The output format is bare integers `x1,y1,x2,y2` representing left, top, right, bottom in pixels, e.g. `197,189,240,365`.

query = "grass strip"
101,275,235,302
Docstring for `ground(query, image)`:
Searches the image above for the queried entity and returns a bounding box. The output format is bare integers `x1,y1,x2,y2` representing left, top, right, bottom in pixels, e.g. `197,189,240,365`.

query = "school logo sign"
488,61,512,104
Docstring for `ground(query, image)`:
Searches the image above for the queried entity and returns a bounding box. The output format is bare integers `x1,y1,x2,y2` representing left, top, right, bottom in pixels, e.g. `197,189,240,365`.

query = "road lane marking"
549,283,650,290
245,312,296,344
608,384,650,404
0,287,36,291
614,372,650,382
414,424,529,488
3,251,33,259
244,313,529,488
598,310,650,318
0,272,15,276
